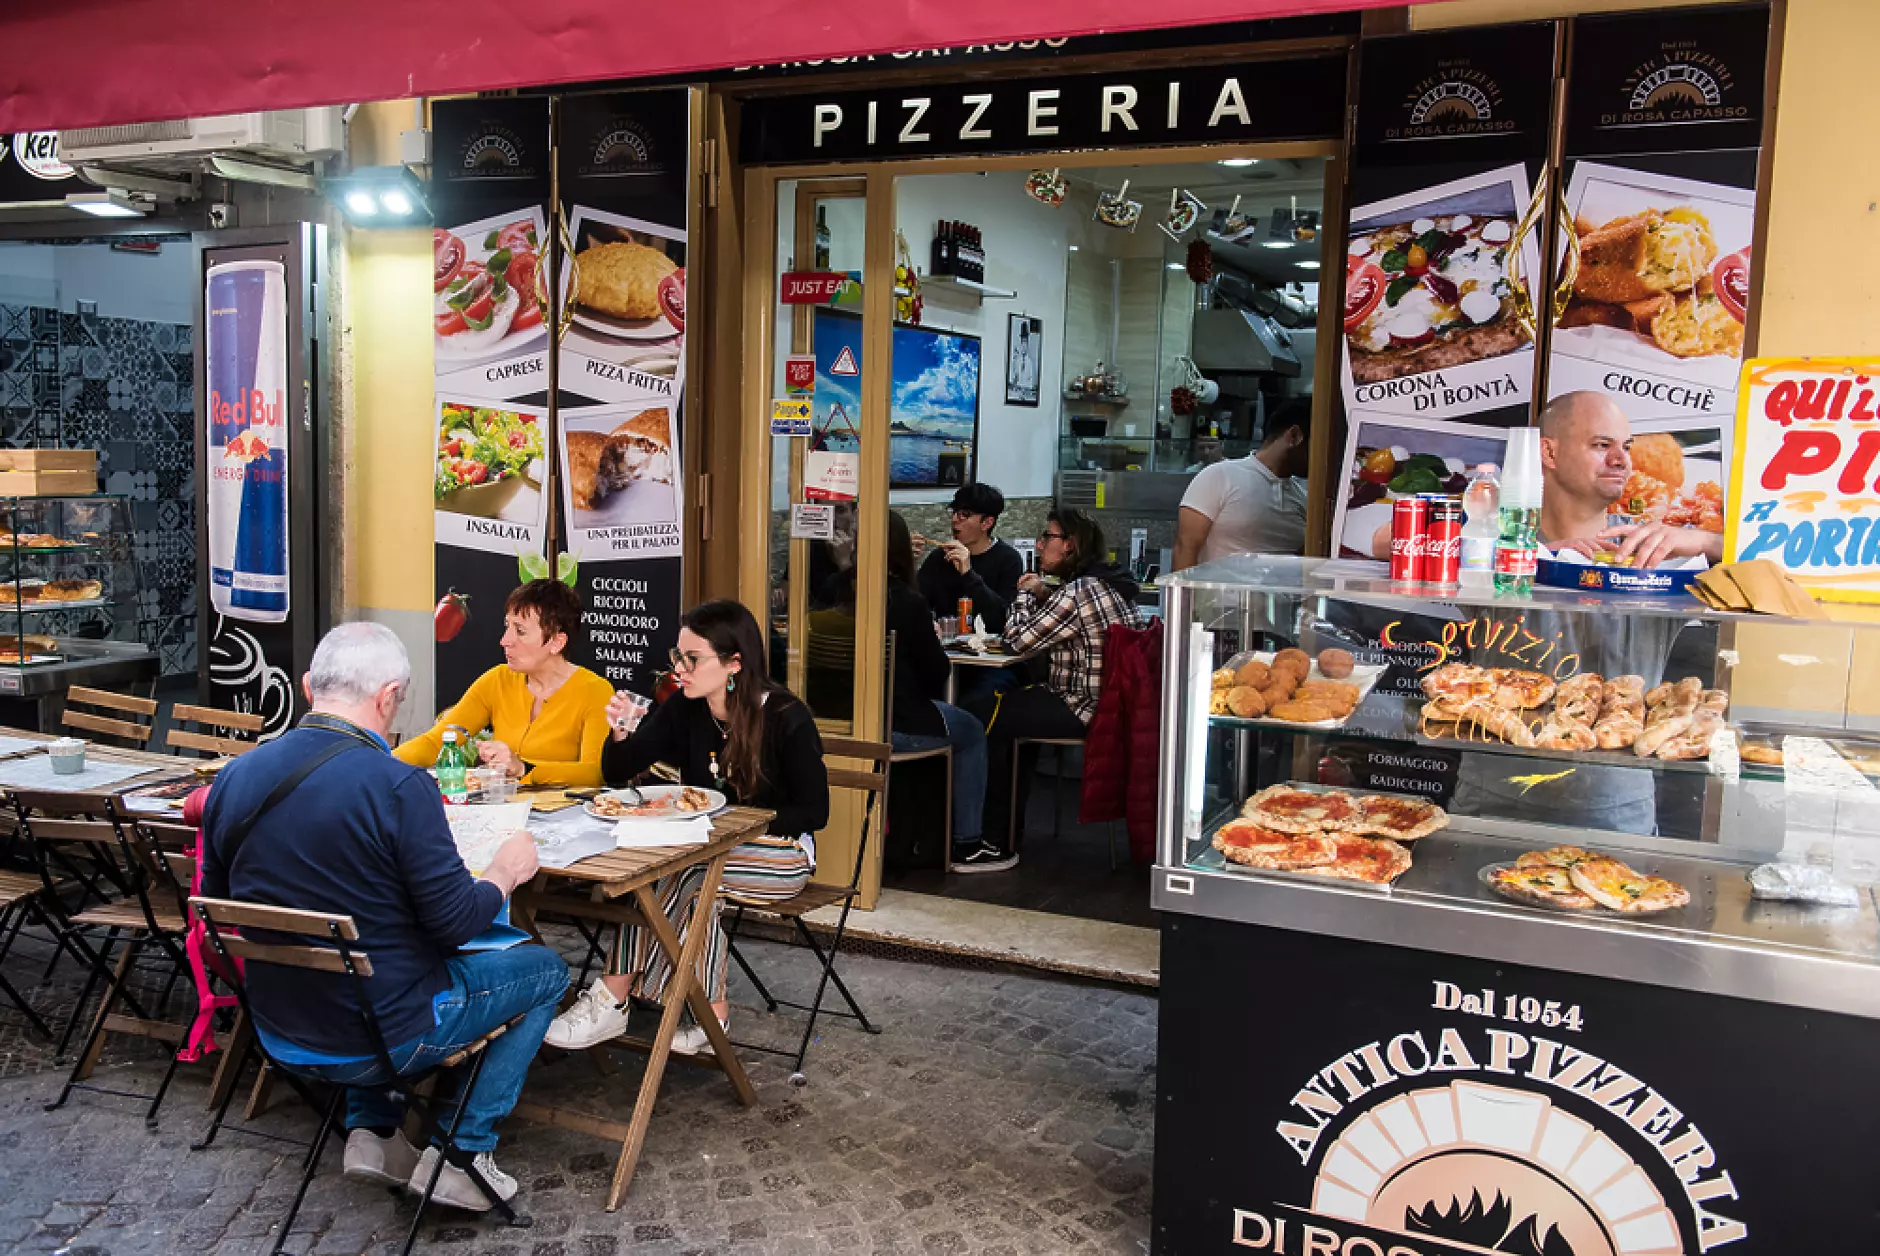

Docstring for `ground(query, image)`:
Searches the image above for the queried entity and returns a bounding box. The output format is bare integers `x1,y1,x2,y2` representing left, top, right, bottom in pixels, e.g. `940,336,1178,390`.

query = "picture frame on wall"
1005,313,1042,407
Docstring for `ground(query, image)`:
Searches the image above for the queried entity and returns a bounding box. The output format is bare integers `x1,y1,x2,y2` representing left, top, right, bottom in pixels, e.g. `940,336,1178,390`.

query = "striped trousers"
617,833,814,1006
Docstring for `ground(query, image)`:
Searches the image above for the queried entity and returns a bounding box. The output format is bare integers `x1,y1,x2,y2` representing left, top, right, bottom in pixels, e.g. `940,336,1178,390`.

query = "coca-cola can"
1390,496,1427,583
1424,495,1462,586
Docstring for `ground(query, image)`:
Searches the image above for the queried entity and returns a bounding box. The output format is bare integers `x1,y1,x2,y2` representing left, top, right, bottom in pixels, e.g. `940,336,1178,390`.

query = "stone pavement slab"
0,928,1156,1254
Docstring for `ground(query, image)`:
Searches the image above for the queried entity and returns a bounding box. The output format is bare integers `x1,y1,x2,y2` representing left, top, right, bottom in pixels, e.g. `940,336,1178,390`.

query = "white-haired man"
199,622,565,1211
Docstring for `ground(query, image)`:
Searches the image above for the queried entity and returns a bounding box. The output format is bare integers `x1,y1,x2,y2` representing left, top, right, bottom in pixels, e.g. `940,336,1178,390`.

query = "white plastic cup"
612,691,653,735
48,737,86,776
1501,426,1543,510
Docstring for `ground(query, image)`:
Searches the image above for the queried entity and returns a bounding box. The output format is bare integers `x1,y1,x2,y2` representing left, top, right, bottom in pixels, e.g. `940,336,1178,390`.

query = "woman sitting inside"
396,579,613,788
546,600,829,1055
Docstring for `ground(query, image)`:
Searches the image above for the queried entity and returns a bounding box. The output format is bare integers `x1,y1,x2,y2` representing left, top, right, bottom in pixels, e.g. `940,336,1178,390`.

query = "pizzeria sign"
1727,356,1880,604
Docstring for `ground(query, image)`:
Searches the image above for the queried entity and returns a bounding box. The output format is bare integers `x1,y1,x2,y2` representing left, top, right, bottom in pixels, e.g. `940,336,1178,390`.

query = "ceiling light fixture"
1218,158,1258,168
327,165,429,227
69,192,146,218
1261,240,1292,250
1296,260,1322,270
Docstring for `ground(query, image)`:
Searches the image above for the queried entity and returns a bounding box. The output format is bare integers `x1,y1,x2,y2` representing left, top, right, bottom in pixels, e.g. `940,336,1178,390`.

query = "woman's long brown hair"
682,600,784,801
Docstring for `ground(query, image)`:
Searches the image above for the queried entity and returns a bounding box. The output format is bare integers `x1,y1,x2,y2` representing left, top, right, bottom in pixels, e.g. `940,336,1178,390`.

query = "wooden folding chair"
18,791,194,1125
165,704,264,758
724,736,887,1083
190,896,532,1256
61,686,157,749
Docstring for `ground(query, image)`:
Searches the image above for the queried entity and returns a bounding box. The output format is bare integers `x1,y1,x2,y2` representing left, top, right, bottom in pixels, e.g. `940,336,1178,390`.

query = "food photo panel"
432,208,550,400
1333,416,1510,562
1546,162,1755,422
559,206,687,406
433,398,550,553
1340,164,1543,428
557,404,682,561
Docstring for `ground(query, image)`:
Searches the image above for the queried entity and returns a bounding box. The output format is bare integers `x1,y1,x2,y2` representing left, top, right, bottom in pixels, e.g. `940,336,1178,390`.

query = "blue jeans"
295,945,569,1153
892,700,986,850
951,662,1018,713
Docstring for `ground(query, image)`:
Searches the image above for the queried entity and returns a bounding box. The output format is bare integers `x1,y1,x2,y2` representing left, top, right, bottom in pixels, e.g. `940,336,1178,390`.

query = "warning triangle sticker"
829,346,859,377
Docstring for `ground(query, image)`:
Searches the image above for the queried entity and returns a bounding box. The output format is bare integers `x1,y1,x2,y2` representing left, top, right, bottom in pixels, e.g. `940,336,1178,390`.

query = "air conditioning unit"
59,108,343,171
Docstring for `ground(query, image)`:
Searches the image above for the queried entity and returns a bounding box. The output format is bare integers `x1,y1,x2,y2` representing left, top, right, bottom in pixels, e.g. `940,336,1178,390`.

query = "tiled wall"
0,303,197,675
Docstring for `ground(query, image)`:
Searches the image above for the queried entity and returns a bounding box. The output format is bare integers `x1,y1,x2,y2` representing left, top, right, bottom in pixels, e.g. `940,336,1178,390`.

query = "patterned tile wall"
0,303,197,676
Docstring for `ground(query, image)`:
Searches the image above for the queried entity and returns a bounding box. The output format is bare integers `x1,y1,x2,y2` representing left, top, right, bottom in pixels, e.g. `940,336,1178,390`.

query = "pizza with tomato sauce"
1346,794,1449,842
1302,833,1414,886
1345,213,1527,384
1211,820,1337,871
1241,785,1361,834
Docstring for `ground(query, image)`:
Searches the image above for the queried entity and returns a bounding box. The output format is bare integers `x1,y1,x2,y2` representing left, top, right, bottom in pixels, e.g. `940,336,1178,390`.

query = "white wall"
0,240,197,326
894,170,1068,503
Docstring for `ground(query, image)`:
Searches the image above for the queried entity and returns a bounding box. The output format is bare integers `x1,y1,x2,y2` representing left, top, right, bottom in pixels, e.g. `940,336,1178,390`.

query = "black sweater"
601,690,830,837
918,538,1023,633
888,580,951,737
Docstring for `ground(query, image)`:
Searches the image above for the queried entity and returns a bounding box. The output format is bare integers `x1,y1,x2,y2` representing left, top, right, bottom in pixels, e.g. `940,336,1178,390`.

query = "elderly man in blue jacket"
200,622,567,1212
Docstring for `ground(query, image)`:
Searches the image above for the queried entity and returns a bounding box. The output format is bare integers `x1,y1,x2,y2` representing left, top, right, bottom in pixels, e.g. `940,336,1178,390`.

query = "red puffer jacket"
1079,618,1163,862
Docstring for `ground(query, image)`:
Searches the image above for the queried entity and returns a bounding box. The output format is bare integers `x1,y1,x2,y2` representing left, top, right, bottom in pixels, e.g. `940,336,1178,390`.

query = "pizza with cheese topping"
1568,856,1691,914
1212,820,1338,870
1301,834,1414,886
1488,863,1597,910
1347,794,1448,842
1344,213,1528,384
1241,785,1360,834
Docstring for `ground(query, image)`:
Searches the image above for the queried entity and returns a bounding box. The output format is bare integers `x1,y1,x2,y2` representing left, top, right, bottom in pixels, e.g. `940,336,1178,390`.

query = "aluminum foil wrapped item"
1748,863,1862,908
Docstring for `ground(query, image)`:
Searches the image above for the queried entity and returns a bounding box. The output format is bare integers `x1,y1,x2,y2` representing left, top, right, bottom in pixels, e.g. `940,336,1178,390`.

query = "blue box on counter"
1535,557,1700,596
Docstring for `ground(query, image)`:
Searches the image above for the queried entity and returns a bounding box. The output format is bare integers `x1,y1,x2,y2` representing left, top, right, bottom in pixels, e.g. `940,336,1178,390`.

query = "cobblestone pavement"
0,926,1158,1255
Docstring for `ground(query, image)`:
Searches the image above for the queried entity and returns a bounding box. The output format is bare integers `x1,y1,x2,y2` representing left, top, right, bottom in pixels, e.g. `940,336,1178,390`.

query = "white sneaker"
342,1128,421,1188
671,1017,727,1057
544,978,630,1050
408,1147,519,1212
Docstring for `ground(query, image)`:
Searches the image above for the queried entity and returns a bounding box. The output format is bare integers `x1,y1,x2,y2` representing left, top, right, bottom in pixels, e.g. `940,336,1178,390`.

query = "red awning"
0,0,1401,133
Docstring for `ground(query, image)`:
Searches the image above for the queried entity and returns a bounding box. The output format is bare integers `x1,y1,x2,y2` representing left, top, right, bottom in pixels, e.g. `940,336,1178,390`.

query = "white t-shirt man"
1179,456,1307,564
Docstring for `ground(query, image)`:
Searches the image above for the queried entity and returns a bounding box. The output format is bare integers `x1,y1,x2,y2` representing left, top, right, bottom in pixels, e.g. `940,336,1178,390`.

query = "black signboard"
1155,913,1880,1253
1352,23,1561,177
1564,4,1770,158
739,56,1345,164
553,89,693,695
0,131,80,203
429,98,555,707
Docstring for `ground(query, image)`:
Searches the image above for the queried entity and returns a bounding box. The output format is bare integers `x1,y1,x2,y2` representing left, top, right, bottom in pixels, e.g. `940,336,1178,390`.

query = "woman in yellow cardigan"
396,579,613,788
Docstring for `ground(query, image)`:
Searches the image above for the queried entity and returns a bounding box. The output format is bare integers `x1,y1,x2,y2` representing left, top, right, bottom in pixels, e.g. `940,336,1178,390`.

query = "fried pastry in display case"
0,495,155,702
1152,556,1880,1251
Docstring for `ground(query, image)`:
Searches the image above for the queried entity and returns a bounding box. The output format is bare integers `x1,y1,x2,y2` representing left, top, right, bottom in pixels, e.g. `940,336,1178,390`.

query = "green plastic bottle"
438,729,470,805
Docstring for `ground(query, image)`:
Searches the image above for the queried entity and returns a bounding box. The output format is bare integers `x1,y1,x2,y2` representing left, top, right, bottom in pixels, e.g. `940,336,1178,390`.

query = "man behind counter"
918,481,1024,633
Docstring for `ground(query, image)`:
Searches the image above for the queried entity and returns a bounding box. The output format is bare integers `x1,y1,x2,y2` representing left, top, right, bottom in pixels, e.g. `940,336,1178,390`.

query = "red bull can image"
206,259,289,622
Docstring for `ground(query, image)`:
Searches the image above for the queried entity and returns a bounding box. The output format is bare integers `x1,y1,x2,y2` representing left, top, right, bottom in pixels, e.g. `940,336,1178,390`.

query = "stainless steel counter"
1155,827,1880,1020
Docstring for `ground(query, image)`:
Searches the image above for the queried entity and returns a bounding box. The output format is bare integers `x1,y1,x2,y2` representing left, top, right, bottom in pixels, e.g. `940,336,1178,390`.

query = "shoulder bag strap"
218,738,363,877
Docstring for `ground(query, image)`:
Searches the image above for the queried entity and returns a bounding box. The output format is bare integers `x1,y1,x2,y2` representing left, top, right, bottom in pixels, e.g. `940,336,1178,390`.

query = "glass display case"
0,495,156,702
1150,556,1880,1252
1155,554,1880,1013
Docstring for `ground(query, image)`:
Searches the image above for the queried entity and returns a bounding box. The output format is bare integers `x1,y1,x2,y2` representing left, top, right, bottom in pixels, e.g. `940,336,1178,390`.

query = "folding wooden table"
506,805,773,1210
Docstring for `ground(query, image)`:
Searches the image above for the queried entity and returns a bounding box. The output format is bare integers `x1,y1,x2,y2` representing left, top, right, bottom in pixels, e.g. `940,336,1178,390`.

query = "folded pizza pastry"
1515,845,1598,870
1568,856,1691,913
576,241,678,321
1574,209,1716,305
609,408,674,486
566,408,674,512
1490,863,1596,910
566,430,629,512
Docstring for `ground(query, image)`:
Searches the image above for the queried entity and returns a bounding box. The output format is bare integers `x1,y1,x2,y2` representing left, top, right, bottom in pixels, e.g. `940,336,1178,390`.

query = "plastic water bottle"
1459,464,1500,590
1493,428,1543,596
438,729,470,805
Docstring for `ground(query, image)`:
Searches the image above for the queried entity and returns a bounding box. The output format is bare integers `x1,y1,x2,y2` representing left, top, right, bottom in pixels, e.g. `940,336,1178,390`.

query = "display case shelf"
920,274,1017,300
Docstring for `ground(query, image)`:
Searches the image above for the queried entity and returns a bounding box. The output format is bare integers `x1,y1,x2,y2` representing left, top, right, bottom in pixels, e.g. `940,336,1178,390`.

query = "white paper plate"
571,307,681,342
586,784,727,821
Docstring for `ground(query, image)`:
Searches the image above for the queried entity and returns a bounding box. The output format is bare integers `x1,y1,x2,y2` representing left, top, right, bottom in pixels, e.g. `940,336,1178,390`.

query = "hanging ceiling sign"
740,55,1344,164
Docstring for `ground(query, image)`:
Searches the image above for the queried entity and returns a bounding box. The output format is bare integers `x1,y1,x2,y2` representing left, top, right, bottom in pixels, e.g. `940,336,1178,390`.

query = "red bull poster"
205,258,290,623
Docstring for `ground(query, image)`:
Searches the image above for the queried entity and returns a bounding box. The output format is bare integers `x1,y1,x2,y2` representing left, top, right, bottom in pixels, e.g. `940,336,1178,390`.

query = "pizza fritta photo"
1345,213,1527,384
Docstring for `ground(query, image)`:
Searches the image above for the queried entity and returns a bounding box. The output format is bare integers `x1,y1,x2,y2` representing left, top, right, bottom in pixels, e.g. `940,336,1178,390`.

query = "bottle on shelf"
814,205,832,271
1459,463,1501,590
932,220,953,278
437,728,470,805
1492,429,1542,596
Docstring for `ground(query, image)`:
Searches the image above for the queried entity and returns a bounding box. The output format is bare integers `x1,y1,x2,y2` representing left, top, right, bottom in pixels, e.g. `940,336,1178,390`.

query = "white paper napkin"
614,815,714,849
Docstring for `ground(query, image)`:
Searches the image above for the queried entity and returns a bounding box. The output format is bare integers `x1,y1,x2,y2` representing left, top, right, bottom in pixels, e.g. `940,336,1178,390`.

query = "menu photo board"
1337,23,1560,563
1727,357,1880,604
1546,5,1771,429
428,97,554,704
554,89,693,694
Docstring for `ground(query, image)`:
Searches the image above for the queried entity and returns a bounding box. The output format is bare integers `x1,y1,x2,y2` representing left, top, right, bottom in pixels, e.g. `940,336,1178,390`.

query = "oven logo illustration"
581,118,668,179
1392,61,1513,140
1233,1017,1746,1254
1605,46,1743,128
456,125,537,180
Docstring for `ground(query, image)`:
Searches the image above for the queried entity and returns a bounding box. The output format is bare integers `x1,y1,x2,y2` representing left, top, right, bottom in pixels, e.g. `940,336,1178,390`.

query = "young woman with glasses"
544,600,829,1056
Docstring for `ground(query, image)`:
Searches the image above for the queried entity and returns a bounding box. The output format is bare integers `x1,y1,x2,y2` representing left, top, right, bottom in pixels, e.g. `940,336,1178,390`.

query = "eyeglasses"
668,648,727,672
948,507,985,520
1039,530,1067,543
